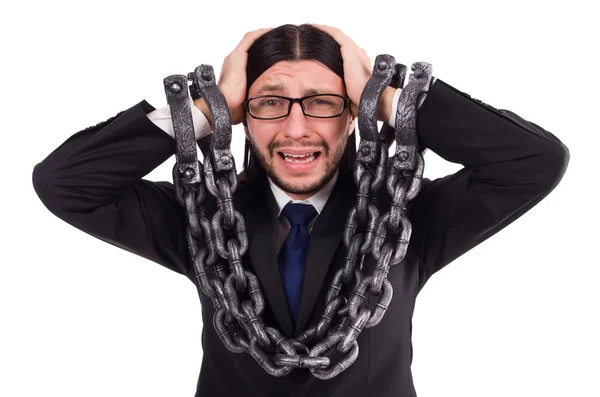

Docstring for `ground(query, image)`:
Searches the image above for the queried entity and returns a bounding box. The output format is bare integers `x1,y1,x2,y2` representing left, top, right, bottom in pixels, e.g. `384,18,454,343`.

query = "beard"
248,135,348,196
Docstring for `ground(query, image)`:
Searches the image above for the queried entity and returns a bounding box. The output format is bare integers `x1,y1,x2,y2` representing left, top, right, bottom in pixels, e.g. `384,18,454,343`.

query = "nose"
283,101,310,139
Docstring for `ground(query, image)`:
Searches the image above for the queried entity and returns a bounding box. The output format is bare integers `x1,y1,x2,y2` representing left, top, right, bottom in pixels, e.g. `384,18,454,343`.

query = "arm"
32,28,278,281
32,100,200,279
32,28,275,281
406,79,570,283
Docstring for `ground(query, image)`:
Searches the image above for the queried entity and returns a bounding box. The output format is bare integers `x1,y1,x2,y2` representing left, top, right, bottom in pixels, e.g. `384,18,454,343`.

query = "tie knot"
281,203,318,226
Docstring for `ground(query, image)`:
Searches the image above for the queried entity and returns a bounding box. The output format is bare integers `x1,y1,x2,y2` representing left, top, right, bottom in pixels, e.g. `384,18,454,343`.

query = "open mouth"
277,151,321,163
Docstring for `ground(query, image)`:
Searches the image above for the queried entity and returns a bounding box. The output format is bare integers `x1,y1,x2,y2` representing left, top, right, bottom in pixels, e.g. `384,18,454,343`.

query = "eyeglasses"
243,94,350,120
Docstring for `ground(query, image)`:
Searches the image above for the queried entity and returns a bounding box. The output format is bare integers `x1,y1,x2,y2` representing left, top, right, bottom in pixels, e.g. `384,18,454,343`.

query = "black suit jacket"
32,79,569,396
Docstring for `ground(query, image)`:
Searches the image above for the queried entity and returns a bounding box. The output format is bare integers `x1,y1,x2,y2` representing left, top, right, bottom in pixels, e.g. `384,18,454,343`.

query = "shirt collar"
268,171,338,216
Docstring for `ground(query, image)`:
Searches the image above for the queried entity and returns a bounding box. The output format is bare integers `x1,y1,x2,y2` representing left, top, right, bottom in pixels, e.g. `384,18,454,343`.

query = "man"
32,24,570,397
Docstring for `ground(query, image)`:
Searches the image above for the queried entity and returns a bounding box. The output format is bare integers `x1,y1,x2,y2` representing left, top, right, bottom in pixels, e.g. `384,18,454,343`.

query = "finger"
232,28,272,54
312,24,357,48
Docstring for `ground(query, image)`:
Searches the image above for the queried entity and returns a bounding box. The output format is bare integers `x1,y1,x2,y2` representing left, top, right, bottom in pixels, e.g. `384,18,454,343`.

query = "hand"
195,27,271,126
311,24,371,118
311,24,396,122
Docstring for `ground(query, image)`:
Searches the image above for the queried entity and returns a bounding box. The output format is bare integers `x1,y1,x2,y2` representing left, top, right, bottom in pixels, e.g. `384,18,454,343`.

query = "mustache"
269,140,330,154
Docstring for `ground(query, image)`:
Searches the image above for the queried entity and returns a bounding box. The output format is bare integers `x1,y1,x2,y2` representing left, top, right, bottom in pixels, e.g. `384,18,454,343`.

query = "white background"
2,0,598,396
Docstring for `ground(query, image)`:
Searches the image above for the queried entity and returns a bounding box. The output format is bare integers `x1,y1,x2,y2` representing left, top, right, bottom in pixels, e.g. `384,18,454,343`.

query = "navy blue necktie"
278,203,318,323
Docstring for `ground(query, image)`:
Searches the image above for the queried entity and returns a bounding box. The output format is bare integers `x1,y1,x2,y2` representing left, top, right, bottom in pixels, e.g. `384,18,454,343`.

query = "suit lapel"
294,172,356,335
242,177,295,337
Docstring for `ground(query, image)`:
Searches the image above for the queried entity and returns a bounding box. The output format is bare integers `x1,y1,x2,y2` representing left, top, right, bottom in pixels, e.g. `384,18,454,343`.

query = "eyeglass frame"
243,93,350,120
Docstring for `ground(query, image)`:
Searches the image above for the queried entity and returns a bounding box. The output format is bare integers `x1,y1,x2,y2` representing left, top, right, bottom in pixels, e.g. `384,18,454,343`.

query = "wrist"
193,98,213,127
377,86,397,122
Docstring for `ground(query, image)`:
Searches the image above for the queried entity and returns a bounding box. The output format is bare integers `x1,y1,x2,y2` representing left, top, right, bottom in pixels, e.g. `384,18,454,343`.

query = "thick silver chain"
163,56,433,379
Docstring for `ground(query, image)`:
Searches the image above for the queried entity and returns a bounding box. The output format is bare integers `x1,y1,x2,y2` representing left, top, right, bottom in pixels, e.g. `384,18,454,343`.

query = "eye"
309,98,330,106
259,98,283,107
307,97,336,107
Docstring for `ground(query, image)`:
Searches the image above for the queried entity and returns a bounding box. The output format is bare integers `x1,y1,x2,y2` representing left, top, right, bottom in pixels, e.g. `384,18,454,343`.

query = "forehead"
249,60,345,96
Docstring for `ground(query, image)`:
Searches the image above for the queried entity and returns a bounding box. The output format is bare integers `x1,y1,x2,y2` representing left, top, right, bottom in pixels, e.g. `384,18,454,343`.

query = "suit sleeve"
407,79,570,283
32,100,196,279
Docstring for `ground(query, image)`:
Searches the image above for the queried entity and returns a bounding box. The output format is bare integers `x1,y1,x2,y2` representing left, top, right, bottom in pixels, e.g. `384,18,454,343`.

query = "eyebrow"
257,83,332,96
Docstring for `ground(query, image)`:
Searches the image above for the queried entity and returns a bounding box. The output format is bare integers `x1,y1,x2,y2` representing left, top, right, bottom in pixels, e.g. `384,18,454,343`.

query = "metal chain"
164,56,433,379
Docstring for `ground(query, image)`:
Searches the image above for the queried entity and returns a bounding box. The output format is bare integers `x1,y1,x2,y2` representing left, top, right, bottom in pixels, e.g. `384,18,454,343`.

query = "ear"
242,119,251,140
347,115,356,136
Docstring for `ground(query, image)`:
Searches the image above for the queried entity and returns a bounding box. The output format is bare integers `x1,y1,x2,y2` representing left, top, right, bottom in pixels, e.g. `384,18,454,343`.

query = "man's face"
244,60,355,200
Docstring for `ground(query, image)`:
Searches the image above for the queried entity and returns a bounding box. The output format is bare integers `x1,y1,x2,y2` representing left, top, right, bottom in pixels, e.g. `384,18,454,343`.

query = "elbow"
32,162,51,206
32,161,62,216
538,141,570,192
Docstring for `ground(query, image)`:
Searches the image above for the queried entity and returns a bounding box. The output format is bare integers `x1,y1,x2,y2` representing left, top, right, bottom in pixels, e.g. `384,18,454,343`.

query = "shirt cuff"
146,97,212,140
388,76,437,128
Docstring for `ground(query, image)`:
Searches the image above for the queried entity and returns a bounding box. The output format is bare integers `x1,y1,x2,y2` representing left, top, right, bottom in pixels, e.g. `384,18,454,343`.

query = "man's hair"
240,23,357,184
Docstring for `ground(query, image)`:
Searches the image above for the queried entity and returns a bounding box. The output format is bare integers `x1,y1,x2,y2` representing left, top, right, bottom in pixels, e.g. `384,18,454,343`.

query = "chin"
269,167,335,196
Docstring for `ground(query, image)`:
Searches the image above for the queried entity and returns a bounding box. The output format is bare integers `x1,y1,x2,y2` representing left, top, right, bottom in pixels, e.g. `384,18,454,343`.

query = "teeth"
282,153,315,158
283,153,316,163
